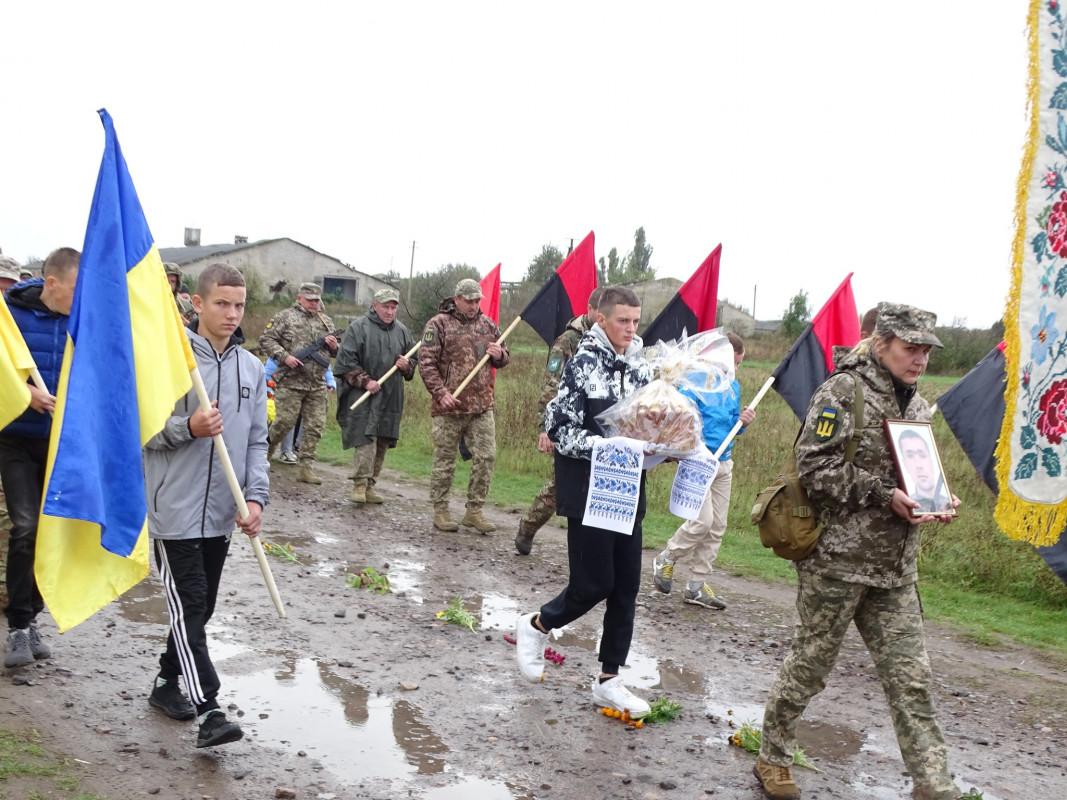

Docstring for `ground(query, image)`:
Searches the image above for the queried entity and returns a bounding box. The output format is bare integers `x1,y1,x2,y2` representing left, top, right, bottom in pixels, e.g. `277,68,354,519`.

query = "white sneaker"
280,451,298,464
591,676,650,718
515,612,549,683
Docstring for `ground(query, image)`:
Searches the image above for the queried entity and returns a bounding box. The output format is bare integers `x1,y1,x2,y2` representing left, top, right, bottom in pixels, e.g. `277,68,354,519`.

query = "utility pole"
407,240,416,307
752,285,757,327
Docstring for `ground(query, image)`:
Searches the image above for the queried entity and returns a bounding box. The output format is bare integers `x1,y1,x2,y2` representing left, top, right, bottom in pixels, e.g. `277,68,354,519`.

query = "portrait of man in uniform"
887,421,955,516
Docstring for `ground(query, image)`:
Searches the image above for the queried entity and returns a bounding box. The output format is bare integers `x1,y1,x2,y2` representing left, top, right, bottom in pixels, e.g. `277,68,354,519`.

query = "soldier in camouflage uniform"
260,282,339,485
515,286,603,555
164,263,197,327
419,279,509,533
754,303,968,800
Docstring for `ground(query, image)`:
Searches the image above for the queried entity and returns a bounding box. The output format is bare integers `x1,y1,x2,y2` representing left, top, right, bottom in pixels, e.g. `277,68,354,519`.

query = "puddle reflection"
383,560,426,604
549,629,707,692
209,637,527,797
117,577,169,625
262,529,339,576
423,776,532,800
464,592,518,631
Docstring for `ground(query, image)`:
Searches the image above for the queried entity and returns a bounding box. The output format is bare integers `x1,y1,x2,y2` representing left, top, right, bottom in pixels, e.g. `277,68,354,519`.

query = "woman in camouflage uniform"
753,303,968,800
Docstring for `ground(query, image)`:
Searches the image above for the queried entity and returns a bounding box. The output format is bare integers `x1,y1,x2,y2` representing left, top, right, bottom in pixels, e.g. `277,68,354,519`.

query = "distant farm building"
159,236,395,305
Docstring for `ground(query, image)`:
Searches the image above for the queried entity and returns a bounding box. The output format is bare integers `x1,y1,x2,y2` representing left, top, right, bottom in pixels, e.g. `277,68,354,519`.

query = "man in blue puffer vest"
0,247,80,668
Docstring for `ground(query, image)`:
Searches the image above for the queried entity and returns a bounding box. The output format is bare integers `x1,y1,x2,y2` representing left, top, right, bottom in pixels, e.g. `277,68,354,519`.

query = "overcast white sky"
1,1,1029,328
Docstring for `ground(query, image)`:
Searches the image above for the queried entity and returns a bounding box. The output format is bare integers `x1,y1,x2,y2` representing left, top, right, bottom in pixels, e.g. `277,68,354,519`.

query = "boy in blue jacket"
652,333,755,609
0,248,79,668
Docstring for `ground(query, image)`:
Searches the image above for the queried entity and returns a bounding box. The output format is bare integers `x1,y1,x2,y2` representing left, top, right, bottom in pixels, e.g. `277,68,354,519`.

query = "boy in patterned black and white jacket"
513,287,657,718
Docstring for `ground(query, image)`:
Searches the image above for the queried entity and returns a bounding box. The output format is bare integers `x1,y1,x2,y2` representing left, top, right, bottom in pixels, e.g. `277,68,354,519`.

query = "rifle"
281,329,345,374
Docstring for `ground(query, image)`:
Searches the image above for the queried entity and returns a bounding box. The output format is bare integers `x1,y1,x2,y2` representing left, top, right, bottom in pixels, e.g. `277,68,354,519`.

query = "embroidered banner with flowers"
997,0,1067,545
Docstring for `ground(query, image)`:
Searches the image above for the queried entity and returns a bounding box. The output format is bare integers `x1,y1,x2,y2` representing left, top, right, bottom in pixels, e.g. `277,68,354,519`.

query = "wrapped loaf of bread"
595,379,703,458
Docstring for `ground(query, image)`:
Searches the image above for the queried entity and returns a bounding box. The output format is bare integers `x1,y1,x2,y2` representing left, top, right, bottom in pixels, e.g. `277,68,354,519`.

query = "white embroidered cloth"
583,437,646,534
669,448,719,520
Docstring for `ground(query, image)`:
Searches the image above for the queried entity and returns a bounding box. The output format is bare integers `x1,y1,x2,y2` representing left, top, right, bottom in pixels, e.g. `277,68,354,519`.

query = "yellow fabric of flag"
0,293,35,430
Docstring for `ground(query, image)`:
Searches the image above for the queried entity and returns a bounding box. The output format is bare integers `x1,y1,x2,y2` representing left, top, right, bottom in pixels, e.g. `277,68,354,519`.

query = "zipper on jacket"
199,348,224,538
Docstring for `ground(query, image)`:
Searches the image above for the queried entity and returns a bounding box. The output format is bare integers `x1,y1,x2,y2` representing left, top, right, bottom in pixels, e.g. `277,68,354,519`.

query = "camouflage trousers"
664,459,732,582
520,476,556,532
269,384,327,466
760,572,956,799
430,411,495,510
350,437,394,487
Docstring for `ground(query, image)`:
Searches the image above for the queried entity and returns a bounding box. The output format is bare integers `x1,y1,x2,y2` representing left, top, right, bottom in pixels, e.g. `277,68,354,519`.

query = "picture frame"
883,419,957,517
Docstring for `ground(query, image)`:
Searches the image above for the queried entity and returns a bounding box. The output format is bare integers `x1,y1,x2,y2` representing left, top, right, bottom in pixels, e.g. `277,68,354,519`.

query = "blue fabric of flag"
41,109,155,557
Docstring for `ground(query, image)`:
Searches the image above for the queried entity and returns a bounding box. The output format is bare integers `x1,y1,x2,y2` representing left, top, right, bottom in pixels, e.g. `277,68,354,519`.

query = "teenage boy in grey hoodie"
143,263,269,748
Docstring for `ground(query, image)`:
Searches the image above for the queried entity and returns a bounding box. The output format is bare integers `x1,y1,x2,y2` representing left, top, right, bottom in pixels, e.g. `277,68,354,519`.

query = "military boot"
461,507,497,534
515,519,537,555
752,757,801,799
349,483,367,504
364,486,385,504
433,505,459,532
298,465,322,485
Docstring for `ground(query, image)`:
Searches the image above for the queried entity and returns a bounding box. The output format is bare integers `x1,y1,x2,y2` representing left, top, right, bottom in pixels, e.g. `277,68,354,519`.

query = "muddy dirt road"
2,462,1066,800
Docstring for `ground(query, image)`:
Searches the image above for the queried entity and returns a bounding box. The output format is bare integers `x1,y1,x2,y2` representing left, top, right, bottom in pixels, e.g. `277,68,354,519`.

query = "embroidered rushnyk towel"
998,0,1067,545
583,437,646,534
669,449,719,521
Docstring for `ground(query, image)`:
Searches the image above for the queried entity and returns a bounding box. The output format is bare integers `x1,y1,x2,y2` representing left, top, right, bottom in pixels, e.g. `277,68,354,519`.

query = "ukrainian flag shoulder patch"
813,407,839,442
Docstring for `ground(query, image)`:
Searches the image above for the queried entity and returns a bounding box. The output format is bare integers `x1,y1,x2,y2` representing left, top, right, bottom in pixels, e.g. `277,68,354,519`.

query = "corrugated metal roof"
159,241,262,265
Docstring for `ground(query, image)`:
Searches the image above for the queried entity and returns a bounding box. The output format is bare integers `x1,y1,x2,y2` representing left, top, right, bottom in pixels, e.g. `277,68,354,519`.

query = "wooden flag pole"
190,368,286,619
452,315,523,400
711,376,776,460
29,368,48,394
28,368,54,417
349,341,423,411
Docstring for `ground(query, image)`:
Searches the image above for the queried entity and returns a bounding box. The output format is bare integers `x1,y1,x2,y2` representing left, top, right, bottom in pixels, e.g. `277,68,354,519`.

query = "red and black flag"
772,273,860,420
479,263,501,323
521,231,597,346
938,343,1007,492
641,245,721,345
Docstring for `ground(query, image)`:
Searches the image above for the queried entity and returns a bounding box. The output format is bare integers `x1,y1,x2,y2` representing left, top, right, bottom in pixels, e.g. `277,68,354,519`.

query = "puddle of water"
547,629,707,692
846,776,1004,800
208,631,528,797
705,698,865,763
262,528,337,548
117,577,169,625
793,719,863,760
222,656,441,783
467,592,519,631
260,529,339,576
380,559,426,604
423,776,533,800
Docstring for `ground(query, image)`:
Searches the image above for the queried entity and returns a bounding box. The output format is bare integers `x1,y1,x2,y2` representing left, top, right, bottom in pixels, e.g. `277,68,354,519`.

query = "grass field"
310,340,1067,659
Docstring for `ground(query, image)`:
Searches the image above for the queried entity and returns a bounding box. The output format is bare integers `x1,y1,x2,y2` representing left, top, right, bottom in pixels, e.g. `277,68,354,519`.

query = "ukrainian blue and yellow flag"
36,109,197,632
0,292,36,431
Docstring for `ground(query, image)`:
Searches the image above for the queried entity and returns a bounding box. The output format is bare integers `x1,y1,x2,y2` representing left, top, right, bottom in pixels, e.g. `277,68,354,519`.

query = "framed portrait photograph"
884,420,957,517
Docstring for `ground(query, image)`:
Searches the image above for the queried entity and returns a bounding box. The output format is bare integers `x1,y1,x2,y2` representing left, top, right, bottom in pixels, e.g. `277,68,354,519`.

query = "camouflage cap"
163,262,182,277
374,287,400,303
874,302,943,347
299,282,322,300
454,278,483,300
0,255,20,282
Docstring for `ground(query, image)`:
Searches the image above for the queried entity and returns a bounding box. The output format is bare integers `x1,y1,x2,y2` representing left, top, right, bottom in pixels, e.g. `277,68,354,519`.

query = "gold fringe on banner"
994,0,1067,547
